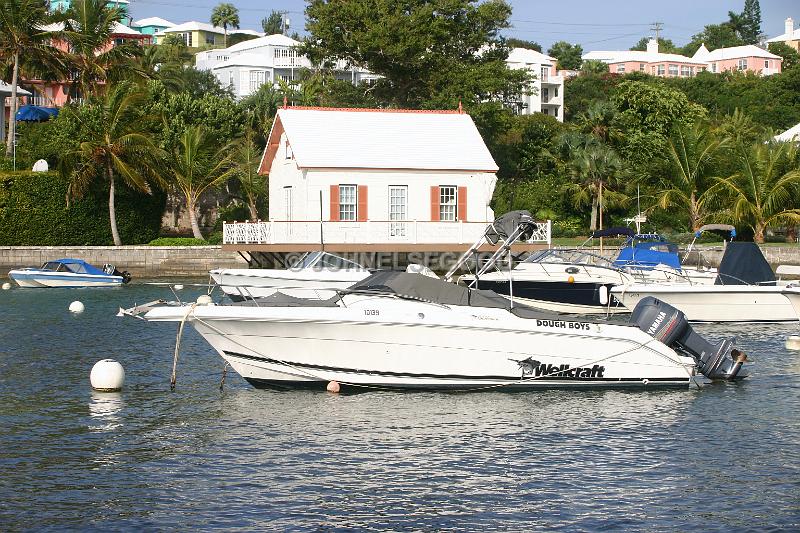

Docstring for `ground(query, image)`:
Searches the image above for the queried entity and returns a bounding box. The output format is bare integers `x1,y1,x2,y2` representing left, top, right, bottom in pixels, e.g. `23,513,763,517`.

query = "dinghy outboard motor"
630,297,747,380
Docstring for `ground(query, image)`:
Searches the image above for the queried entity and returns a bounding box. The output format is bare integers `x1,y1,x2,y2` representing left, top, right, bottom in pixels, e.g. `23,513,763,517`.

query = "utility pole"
650,21,663,41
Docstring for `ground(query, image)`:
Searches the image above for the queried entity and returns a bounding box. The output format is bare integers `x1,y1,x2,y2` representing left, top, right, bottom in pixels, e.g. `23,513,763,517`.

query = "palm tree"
61,0,142,100
655,122,727,231
210,3,239,48
575,101,623,146
229,128,266,221
709,139,800,243
565,143,627,231
0,0,60,155
166,125,234,239
62,82,164,245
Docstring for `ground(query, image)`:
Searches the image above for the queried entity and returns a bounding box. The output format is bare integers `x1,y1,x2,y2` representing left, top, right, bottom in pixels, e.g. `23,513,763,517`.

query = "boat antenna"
319,190,324,252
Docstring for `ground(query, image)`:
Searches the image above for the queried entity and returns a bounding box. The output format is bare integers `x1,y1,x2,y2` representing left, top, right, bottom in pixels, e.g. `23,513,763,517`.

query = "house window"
205,34,215,45
657,64,665,76
181,32,192,47
668,64,679,76
388,186,407,237
249,70,267,92
542,87,549,101
639,63,645,71
554,86,559,97
764,60,770,68
712,62,717,73
616,64,625,73
540,67,549,82
228,71,233,87
681,65,691,77
285,140,292,159
738,58,748,70
439,186,457,222
339,185,357,221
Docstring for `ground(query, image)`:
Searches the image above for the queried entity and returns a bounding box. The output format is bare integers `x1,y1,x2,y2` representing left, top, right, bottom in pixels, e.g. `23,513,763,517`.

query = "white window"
228,71,233,87
681,65,691,77
439,186,457,222
284,140,292,159
554,86,559,97
639,63,645,71
657,64,665,76
712,62,717,73
249,70,267,92
339,185,357,221
738,58,748,70
388,186,407,237
542,87,549,101
668,64,679,76
283,187,293,220
764,60,770,68
616,64,625,73
540,67,548,82
205,34,215,45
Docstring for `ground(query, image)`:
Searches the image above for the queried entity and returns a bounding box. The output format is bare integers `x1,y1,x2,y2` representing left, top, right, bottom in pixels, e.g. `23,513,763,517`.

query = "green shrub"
214,202,251,230
147,237,209,246
0,171,165,245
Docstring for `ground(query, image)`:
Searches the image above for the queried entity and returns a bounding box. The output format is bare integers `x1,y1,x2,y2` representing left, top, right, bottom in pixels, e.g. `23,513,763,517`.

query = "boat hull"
145,303,698,390
8,269,123,288
611,284,800,322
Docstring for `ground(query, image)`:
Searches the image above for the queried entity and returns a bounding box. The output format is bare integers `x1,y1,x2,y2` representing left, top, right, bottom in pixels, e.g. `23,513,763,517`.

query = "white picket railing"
223,220,552,246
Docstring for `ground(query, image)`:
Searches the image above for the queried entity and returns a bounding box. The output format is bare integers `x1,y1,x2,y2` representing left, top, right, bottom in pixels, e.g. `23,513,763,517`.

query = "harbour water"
1,282,799,530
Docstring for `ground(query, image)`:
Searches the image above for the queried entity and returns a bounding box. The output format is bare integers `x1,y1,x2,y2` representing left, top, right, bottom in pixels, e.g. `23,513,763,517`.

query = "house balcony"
540,75,563,85
222,219,551,252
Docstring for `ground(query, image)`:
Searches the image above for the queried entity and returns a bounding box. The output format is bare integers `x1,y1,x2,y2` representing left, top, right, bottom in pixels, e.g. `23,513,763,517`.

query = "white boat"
122,271,748,391
209,251,369,300
611,242,800,323
9,258,130,288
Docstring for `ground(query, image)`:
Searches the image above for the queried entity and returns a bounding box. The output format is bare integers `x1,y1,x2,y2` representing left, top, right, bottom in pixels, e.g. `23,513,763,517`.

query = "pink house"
583,38,781,78
693,44,782,76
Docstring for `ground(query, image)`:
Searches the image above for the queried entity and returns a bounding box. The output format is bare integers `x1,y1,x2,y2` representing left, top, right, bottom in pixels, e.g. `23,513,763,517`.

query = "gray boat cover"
485,210,535,245
715,242,775,285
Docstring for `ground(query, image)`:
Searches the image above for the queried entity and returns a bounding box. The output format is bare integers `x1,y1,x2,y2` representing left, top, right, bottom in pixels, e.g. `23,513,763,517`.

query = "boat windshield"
290,252,365,271
41,261,77,273
523,249,615,268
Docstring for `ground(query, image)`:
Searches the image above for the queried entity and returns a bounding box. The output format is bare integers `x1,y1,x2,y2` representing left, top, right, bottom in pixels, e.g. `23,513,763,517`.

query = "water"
1,282,799,530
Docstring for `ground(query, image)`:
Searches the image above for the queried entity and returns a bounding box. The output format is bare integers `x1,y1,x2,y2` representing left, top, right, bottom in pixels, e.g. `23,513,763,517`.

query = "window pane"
339,185,357,221
439,186,457,221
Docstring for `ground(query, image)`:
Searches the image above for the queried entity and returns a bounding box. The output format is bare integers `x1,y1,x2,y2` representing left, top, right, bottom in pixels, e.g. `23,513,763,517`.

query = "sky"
129,0,800,52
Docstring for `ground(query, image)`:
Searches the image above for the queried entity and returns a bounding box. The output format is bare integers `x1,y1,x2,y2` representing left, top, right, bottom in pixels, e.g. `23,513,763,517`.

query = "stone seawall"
582,245,800,267
0,246,248,277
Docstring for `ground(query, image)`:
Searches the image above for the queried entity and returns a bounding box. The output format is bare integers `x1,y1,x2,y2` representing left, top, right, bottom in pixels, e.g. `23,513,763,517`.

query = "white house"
195,34,378,99
506,48,564,121
222,107,534,251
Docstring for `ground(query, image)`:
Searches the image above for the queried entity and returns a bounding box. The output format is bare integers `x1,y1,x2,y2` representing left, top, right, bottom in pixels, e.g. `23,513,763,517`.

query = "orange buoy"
567,276,575,284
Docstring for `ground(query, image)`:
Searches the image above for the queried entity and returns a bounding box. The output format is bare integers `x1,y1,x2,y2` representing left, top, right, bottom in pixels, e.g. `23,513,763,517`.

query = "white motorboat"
209,251,369,301
9,258,131,288
452,218,714,315
122,271,748,391
611,242,800,323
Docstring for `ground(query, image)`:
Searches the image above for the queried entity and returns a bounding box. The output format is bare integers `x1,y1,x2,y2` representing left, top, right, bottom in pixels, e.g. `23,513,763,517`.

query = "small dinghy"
9,258,131,288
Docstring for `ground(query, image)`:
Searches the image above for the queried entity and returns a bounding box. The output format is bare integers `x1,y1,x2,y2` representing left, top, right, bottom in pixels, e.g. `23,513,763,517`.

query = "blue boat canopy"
43,258,107,276
16,105,59,122
613,241,681,270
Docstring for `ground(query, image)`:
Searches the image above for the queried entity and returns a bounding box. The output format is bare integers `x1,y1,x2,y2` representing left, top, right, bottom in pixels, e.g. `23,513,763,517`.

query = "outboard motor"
629,296,747,380
103,263,132,284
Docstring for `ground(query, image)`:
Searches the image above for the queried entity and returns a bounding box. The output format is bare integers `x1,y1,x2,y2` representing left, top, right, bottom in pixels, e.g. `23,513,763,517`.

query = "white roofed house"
505,48,564,122
223,107,551,253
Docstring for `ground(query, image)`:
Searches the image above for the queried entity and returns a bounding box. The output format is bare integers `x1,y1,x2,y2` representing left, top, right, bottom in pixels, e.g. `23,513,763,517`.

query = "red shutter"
357,185,368,221
329,184,339,221
457,187,467,222
430,186,440,222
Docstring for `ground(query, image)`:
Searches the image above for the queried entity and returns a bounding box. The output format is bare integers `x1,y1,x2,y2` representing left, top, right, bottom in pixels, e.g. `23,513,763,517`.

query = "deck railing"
223,220,552,246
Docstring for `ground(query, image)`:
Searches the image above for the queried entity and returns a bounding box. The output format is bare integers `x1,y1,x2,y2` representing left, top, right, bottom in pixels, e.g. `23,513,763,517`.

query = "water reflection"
88,391,124,432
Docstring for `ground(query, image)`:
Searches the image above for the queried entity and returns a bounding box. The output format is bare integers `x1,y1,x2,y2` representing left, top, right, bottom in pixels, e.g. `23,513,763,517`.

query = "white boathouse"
224,106,551,253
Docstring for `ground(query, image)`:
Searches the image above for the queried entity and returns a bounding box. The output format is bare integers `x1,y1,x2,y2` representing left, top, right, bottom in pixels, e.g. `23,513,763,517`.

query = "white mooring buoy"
69,301,85,314
196,294,213,306
786,336,800,351
173,284,184,291
326,380,341,393
1,282,10,290
90,359,125,392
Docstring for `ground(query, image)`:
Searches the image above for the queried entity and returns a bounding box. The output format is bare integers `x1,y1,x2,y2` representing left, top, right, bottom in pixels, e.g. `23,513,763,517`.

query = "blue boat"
8,259,131,288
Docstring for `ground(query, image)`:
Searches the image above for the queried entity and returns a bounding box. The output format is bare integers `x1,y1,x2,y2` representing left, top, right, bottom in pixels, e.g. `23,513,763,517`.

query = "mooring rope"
170,303,198,391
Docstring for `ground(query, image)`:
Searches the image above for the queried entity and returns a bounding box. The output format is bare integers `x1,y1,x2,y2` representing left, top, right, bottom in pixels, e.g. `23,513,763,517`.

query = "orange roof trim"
283,106,465,114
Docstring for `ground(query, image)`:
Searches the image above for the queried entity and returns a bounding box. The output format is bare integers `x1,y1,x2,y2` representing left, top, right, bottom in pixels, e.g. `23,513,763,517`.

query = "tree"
0,0,61,155
302,0,529,109
731,0,762,44
62,83,164,246
768,42,800,71
682,23,743,55
229,128,267,220
240,83,282,144
655,122,726,231
261,10,283,35
564,141,627,231
630,37,681,54
165,125,233,239
210,3,239,47
575,100,623,146
61,0,143,100
547,41,583,70
710,139,800,243
506,37,541,52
